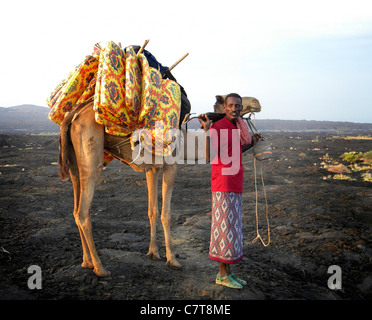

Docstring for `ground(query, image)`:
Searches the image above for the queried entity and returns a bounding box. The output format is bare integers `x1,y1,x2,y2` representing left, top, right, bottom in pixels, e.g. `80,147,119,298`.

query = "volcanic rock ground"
0,132,371,301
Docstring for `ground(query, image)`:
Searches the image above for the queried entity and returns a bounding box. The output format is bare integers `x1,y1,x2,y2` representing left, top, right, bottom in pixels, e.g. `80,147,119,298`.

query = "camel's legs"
77,173,109,277
161,164,182,269
69,156,94,269
145,167,161,261
70,112,110,277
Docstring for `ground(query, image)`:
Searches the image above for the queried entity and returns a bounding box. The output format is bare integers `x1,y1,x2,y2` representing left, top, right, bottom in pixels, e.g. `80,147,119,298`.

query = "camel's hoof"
81,261,94,269
93,266,111,278
166,260,182,270
146,251,161,261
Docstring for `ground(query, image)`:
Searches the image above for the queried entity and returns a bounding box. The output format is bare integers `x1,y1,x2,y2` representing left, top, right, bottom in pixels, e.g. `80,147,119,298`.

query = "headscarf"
236,117,251,145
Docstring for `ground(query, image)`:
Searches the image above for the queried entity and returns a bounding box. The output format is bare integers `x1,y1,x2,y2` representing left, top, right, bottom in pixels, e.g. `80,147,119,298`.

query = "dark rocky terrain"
0,130,371,304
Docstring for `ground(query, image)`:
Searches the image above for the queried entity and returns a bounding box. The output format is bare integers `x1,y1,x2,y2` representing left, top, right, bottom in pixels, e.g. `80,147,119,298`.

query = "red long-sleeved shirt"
210,116,244,193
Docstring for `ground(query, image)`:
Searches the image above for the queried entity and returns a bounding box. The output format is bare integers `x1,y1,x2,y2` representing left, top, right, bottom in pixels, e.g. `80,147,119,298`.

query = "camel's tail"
58,111,74,181
58,97,94,181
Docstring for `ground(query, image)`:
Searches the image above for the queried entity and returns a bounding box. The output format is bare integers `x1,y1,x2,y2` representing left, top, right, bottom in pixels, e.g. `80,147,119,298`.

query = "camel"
58,97,184,277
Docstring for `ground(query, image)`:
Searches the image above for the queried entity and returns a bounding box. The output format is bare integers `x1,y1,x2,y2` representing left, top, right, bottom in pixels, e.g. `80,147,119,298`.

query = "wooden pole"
168,53,189,72
137,39,150,56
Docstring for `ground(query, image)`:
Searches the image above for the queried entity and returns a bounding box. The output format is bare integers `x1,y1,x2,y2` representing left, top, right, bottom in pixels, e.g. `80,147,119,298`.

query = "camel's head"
214,95,261,115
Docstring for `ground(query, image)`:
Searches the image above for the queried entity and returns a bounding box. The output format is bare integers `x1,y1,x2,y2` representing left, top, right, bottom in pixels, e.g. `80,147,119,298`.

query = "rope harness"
252,157,271,247
245,114,271,247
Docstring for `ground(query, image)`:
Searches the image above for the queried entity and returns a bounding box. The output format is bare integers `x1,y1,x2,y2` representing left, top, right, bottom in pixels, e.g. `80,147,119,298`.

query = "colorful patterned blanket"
47,41,181,160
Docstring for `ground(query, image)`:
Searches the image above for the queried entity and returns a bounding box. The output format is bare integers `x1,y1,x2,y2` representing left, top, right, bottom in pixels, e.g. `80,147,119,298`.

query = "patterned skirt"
209,191,243,264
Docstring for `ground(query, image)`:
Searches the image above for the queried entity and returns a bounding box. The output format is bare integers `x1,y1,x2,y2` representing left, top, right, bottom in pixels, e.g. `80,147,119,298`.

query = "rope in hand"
249,113,270,247
251,157,271,247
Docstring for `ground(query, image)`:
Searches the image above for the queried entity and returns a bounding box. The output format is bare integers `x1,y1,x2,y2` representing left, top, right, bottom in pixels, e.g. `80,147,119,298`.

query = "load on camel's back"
48,41,191,162
46,40,190,277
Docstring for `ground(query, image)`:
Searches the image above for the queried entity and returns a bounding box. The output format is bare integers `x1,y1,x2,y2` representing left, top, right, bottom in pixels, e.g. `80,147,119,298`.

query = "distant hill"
0,105,371,134
0,105,59,134
0,104,50,120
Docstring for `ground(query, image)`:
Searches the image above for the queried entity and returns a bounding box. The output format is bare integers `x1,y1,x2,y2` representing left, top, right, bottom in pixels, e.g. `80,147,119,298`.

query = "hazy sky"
1,0,371,123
